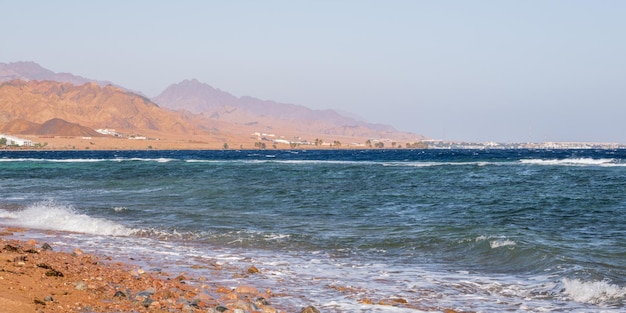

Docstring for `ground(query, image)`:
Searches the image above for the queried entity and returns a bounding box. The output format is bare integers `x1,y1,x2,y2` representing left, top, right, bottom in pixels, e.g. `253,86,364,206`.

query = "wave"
473,235,517,249
562,278,626,305
0,157,175,163
183,159,507,167
0,158,108,163
392,161,498,167
184,159,223,163
520,158,622,166
121,157,175,163
0,200,134,236
489,239,517,249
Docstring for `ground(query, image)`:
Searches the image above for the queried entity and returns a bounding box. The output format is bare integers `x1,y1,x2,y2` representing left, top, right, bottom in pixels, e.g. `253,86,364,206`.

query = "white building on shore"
0,134,33,146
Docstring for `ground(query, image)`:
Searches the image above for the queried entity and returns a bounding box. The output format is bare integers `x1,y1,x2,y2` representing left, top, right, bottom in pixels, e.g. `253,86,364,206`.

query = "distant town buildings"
424,140,626,150
250,130,626,150
95,129,120,136
0,134,33,146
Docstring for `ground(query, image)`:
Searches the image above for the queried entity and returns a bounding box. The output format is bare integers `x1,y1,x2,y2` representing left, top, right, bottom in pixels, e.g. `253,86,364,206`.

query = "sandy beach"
0,227,289,313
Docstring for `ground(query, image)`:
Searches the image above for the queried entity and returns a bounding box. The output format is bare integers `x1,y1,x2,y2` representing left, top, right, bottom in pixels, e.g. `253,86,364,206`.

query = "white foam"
185,159,222,163
0,200,134,236
521,158,620,166
123,157,175,163
472,235,517,248
112,206,128,212
562,278,626,305
263,233,291,240
490,239,517,248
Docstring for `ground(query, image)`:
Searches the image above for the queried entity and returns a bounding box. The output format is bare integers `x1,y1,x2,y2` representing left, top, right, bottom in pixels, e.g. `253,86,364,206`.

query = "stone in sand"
45,269,64,277
113,290,126,298
3,244,19,252
142,297,153,308
300,305,321,313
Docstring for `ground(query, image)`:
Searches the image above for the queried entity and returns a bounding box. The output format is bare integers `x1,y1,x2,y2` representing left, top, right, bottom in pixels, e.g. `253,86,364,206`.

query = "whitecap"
112,206,128,212
520,158,619,167
562,278,626,305
490,239,517,249
0,200,134,236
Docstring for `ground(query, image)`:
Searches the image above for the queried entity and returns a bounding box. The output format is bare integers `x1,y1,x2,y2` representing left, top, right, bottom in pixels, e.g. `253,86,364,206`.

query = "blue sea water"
1,149,625,312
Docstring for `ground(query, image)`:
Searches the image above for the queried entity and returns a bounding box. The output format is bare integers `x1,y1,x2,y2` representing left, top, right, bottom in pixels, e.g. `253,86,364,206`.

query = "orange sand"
0,228,285,313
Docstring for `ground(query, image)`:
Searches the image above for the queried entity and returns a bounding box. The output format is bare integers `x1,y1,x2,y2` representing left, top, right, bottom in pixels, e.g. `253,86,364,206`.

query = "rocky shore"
0,227,471,313
0,227,298,313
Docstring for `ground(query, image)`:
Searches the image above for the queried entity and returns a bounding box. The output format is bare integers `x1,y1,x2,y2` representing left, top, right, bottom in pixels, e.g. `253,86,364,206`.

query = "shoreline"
0,227,290,313
0,227,470,313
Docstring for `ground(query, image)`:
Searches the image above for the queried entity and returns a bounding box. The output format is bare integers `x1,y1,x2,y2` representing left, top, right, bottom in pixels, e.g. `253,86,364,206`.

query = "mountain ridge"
0,61,425,148
0,61,114,87
0,79,200,134
152,79,415,140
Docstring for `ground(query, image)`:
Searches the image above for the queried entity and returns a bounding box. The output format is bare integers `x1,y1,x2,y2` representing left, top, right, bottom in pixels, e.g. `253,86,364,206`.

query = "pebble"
75,282,88,290
113,291,126,298
261,306,278,313
46,269,64,277
229,299,254,311
300,305,321,313
141,297,153,308
3,244,19,252
255,297,270,306
136,288,156,297
234,284,258,295
13,255,28,262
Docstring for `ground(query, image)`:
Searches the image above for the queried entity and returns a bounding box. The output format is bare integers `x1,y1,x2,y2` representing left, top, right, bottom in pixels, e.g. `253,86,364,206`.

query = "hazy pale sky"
2,1,625,143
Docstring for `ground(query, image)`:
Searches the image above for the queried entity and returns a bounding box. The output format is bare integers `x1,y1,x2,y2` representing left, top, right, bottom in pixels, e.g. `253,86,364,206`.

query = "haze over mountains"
0,61,424,148
0,61,114,87
152,79,411,140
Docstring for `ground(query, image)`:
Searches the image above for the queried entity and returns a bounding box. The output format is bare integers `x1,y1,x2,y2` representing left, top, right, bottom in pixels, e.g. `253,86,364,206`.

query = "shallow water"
1,149,625,312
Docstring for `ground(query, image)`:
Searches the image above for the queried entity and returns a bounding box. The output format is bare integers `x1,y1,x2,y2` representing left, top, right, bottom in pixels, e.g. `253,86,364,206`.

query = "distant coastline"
1,134,624,151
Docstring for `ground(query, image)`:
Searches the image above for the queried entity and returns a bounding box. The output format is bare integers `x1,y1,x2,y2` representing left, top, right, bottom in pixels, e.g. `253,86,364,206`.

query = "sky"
2,1,625,143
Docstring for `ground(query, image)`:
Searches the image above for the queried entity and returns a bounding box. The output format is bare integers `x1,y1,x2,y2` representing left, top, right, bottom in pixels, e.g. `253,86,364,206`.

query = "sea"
1,149,625,312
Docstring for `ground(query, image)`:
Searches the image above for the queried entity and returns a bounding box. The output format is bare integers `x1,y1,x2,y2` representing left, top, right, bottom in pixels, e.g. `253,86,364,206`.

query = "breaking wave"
520,158,621,166
0,200,134,236
562,278,626,305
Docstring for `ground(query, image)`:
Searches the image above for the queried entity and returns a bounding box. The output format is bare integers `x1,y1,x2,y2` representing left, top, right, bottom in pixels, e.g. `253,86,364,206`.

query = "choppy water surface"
1,149,625,312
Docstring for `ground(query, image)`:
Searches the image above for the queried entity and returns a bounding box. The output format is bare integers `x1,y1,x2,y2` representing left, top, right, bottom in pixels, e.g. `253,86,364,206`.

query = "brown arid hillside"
0,80,197,133
0,80,254,149
0,118,104,137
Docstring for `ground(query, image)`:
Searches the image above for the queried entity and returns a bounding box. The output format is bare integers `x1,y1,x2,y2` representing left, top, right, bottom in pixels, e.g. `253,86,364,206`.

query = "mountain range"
0,61,424,148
